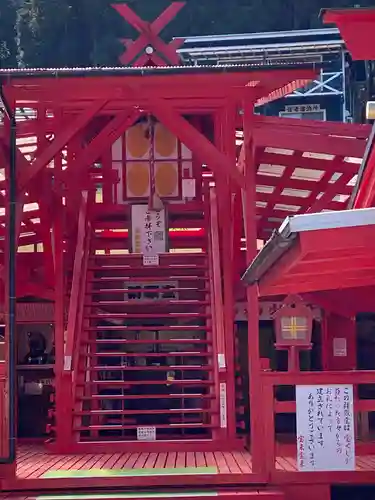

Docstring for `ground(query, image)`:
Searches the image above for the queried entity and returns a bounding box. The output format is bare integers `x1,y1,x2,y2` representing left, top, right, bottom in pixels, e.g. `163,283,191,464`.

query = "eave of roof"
241,207,375,286
319,7,375,20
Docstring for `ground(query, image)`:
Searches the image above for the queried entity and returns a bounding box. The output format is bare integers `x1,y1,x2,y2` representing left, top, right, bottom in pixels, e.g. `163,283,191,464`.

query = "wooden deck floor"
2,444,375,491
16,444,253,479
0,443,265,491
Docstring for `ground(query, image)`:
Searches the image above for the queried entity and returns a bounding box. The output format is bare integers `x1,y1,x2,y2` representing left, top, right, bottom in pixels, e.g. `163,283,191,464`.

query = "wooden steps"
72,237,217,443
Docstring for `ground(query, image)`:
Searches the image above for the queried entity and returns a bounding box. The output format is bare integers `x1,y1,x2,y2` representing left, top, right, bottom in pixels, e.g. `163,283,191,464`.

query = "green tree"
0,0,17,67
15,0,72,67
3,0,375,69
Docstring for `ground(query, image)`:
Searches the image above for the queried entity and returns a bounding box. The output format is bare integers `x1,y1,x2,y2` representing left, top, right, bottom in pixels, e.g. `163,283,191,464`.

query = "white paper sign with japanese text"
296,385,355,472
131,204,167,256
219,382,227,428
137,426,156,441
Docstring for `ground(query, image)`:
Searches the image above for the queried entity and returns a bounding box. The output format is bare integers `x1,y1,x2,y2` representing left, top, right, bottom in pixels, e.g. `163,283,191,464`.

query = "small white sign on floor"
137,426,156,441
296,385,355,472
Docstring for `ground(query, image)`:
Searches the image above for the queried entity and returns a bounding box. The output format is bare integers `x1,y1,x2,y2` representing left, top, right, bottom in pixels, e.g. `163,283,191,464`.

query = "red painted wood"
64,192,89,370
65,109,141,200
323,8,375,60
219,105,238,442
112,2,185,66
52,176,66,445
18,101,107,192
254,114,371,138
254,127,366,158
242,103,266,475
353,144,375,209
2,15,375,494
322,314,356,371
148,98,245,188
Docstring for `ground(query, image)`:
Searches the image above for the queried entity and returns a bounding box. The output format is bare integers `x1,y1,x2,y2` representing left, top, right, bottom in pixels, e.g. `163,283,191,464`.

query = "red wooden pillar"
208,187,227,442
52,115,68,450
232,188,244,286
53,130,82,452
36,107,54,288
242,98,267,474
101,149,112,205
214,105,238,441
321,313,356,371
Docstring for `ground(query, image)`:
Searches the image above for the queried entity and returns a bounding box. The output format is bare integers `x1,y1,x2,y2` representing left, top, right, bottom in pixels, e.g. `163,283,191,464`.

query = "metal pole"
0,84,16,464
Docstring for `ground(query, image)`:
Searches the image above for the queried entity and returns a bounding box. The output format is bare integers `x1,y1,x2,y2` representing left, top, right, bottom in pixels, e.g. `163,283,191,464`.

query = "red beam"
64,110,141,198
322,8,375,60
253,128,366,159
303,292,355,318
17,101,107,192
306,163,355,213
253,114,371,139
353,138,375,208
263,271,375,296
255,78,313,106
15,117,56,137
148,99,245,188
113,2,185,66
255,172,353,196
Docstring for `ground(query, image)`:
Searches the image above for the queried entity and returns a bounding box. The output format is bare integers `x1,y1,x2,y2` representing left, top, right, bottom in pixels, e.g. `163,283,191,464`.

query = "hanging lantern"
273,295,313,348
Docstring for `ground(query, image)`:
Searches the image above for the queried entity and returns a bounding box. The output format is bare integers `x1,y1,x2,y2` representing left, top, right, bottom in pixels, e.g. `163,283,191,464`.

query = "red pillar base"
283,485,330,500
0,462,16,480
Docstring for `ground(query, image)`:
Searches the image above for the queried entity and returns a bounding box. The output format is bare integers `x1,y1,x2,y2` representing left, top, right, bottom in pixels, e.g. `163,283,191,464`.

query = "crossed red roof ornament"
112,2,186,67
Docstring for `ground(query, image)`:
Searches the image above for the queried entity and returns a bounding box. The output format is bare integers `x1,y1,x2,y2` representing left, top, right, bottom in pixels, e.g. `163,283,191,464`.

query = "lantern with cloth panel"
272,295,313,372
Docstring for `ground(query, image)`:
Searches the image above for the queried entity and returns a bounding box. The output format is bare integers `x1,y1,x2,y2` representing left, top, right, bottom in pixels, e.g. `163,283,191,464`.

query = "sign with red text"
296,385,355,472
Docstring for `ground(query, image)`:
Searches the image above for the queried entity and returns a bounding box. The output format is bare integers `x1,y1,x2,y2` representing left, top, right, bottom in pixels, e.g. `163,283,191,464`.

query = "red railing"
261,370,375,474
59,191,92,446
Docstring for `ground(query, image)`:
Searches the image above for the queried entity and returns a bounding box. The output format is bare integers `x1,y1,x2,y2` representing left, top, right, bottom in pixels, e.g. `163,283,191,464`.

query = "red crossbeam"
112,2,185,66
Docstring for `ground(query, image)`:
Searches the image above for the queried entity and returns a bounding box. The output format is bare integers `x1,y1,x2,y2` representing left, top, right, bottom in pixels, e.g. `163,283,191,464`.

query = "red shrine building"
1,4,375,500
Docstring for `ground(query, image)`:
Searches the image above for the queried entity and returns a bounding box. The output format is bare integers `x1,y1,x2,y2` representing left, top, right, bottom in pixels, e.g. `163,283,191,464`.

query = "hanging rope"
146,115,163,211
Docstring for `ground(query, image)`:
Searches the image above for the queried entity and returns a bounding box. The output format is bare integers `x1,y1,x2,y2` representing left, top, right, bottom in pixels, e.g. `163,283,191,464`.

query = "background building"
177,28,370,123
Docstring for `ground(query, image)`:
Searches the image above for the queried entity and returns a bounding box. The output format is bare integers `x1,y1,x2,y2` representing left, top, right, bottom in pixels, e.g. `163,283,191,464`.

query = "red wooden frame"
113,3,186,66
322,8,375,61
0,11,375,496
256,225,375,297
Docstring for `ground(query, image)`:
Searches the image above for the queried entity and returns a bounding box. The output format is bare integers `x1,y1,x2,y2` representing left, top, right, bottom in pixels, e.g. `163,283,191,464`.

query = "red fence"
262,370,375,472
